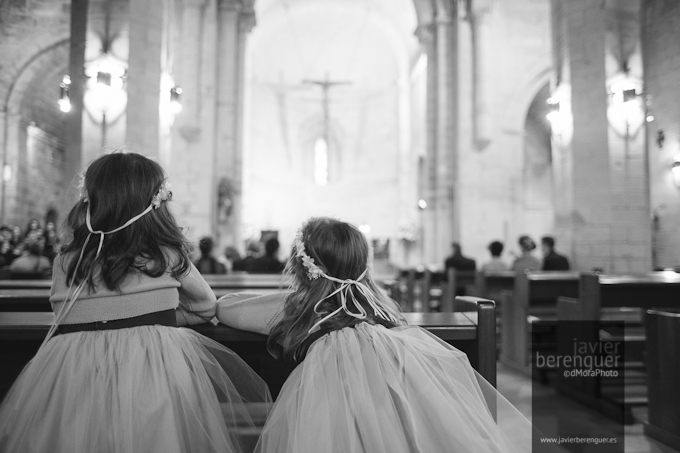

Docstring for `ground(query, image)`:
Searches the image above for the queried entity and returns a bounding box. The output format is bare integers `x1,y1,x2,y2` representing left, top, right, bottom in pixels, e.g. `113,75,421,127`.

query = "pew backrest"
453,296,496,386
580,273,680,319
515,271,580,307
644,309,680,445
475,270,515,300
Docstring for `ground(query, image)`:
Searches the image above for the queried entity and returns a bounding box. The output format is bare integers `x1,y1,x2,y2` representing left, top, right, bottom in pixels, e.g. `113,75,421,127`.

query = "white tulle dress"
0,260,271,453
255,322,533,453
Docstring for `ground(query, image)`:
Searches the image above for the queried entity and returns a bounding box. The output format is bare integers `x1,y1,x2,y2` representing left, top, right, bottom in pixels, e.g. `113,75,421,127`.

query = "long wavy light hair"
60,151,192,291
268,217,404,360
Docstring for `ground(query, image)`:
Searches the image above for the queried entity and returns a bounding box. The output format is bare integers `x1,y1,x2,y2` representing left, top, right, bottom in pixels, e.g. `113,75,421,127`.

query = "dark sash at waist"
55,309,177,335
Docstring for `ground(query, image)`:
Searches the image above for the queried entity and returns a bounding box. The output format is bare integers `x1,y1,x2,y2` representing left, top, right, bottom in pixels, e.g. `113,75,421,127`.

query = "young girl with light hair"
0,151,270,453
219,217,546,453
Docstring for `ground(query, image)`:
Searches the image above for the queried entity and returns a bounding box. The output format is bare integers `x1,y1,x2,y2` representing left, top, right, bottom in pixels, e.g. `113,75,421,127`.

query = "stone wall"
0,0,69,228
642,0,680,268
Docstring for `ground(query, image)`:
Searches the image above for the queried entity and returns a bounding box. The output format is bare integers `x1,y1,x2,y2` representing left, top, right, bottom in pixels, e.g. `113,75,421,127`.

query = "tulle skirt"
256,323,536,453
0,326,271,453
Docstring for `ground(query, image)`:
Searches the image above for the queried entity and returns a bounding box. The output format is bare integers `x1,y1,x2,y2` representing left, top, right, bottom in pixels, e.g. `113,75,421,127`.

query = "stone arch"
4,38,70,115
1,38,70,225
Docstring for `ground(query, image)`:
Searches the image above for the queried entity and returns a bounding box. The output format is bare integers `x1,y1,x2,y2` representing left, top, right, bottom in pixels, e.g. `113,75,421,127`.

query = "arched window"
314,137,328,185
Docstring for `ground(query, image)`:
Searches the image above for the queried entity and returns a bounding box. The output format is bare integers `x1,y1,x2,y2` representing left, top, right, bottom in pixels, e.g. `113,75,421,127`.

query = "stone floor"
496,363,679,453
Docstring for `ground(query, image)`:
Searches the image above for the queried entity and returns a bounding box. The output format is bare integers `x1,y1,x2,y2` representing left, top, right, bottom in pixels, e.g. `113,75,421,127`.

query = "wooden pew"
0,275,284,291
643,309,680,451
475,270,515,302
0,296,497,401
394,268,432,312
0,289,52,311
202,274,284,290
473,270,515,358
440,269,477,312
556,272,680,424
0,280,52,290
396,268,477,313
0,283,282,312
500,271,579,378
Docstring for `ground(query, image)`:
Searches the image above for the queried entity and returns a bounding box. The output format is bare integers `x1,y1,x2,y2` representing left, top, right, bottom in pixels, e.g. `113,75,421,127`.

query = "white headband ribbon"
308,268,400,334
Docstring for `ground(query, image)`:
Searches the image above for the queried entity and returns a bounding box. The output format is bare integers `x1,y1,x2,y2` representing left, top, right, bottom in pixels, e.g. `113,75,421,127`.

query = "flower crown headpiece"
293,227,374,280
293,226,399,334
293,229,323,280
78,173,172,210
151,182,172,208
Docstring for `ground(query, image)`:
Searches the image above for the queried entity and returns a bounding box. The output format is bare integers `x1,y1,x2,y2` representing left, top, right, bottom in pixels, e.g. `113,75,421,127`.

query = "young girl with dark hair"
218,217,544,453
0,151,270,453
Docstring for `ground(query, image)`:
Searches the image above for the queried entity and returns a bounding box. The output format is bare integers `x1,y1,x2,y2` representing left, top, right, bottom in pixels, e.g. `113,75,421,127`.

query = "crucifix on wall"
303,73,351,185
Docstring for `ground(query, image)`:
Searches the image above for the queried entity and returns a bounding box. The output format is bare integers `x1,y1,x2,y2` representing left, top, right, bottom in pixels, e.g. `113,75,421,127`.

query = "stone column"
562,0,613,270
215,0,254,249
415,23,438,264
603,1,651,272
126,0,165,157
435,4,459,264
468,0,493,150
62,0,88,207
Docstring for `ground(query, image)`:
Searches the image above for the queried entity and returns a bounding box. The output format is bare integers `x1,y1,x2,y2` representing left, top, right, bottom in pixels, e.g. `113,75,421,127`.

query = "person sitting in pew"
9,230,51,276
482,240,509,271
512,235,542,272
0,151,271,453
541,236,571,271
246,238,284,274
218,217,542,453
194,236,227,275
444,242,477,271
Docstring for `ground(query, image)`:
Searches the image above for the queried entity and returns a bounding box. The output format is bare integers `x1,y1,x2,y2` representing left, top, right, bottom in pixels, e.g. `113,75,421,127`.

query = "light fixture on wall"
2,165,12,182
83,53,127,147
645,96,655,123
622,88,637,103
607,75,645,137
418,199,427,210
169,86,183,114
83,53,127,122
545,98,560,123
672,154,680,188
58,75,71,113
545,89,573,140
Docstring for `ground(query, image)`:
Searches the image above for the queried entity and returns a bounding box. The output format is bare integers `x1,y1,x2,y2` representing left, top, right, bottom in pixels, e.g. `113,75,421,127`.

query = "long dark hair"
268,217,404,360
60,151,192,291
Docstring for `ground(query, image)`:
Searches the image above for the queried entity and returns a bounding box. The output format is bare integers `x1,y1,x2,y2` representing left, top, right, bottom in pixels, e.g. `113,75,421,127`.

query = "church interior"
1,0,680,451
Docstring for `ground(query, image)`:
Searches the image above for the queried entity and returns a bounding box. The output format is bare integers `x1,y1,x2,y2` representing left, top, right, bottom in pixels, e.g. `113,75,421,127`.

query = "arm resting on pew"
217,293,288,335
176,263,218,326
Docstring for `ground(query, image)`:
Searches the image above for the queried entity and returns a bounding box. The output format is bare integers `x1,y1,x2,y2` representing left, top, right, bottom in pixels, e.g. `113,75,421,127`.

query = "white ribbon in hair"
85,204,154,258
308,269,399,334
41,201,156,347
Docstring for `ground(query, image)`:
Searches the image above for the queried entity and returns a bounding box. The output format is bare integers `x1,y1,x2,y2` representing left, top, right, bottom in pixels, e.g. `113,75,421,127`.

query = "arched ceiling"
249,0,420,89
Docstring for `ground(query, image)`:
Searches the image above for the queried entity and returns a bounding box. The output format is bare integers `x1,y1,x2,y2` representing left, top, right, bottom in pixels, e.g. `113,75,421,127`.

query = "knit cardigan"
50,253,216,325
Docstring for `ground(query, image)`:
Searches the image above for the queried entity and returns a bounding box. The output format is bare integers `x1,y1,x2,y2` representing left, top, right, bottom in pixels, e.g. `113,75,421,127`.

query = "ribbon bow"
308,269,399,333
